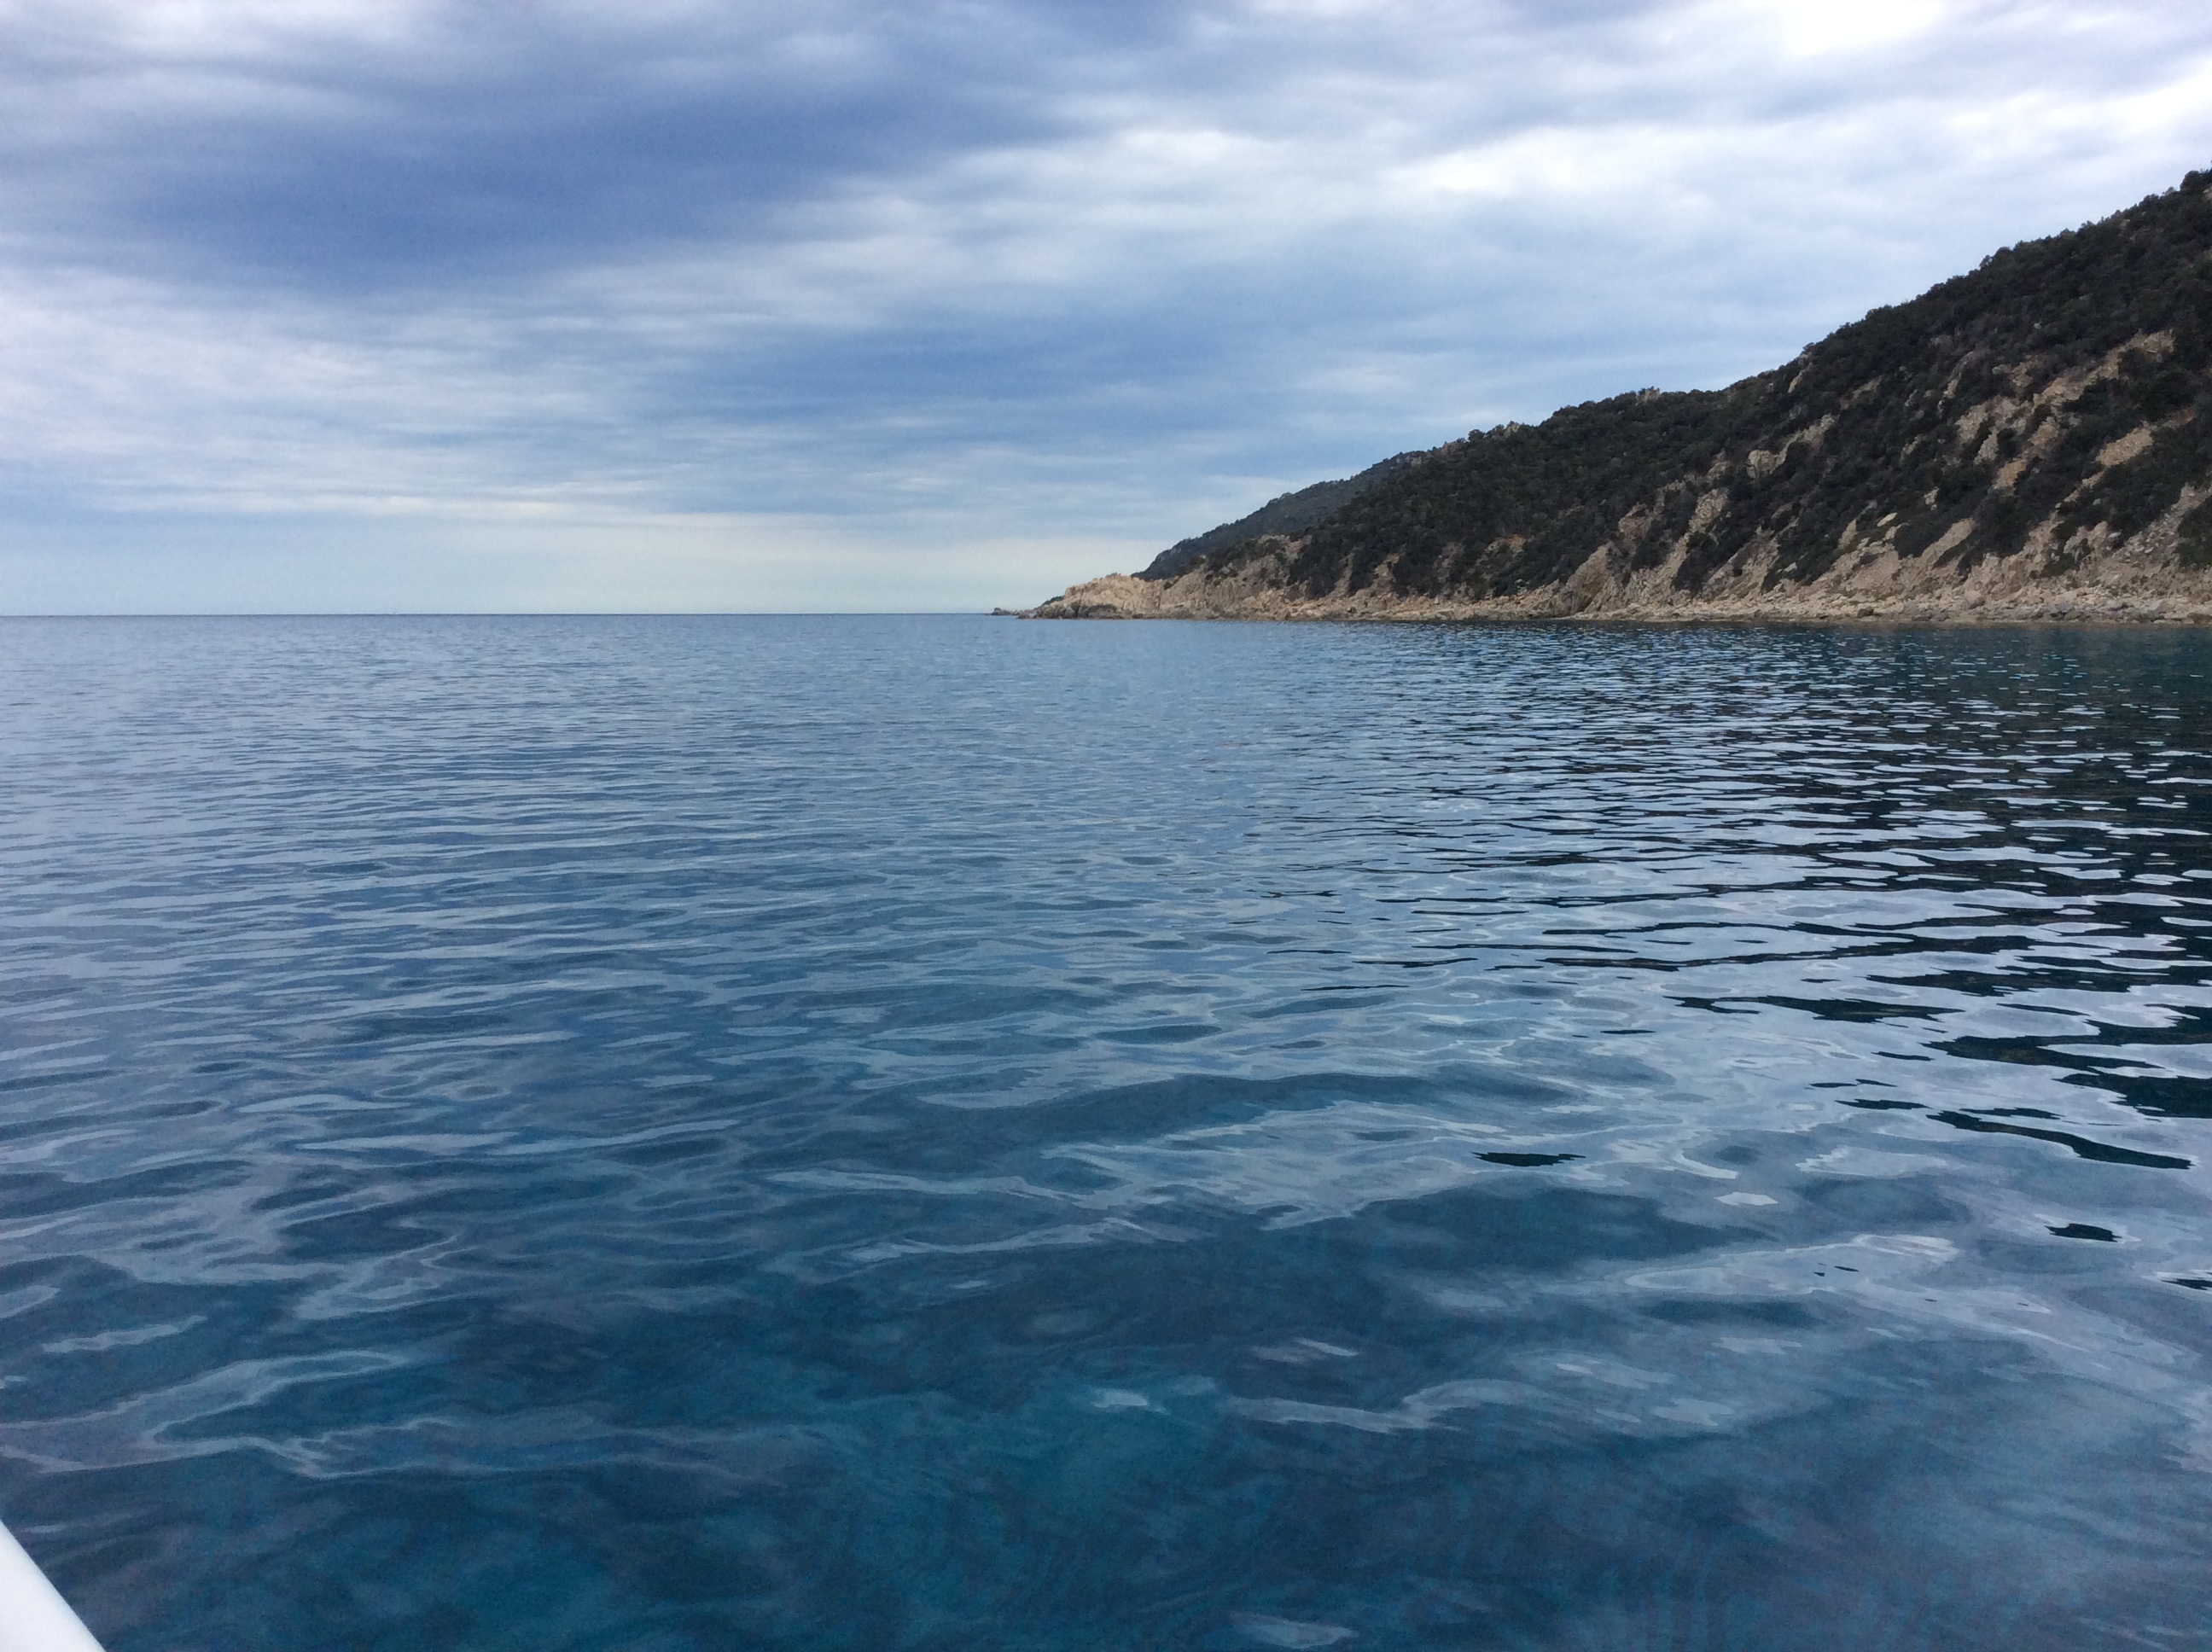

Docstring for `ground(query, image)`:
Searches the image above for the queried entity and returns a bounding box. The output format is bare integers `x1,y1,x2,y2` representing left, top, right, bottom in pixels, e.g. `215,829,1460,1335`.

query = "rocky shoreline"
1019,492,2212,625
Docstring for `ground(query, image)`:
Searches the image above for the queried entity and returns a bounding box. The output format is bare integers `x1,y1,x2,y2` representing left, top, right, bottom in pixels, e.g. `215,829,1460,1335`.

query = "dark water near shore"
3,614,2211,1651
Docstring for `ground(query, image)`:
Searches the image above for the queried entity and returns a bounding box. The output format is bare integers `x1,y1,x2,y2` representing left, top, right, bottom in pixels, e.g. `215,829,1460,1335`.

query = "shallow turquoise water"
2,614,2209,1650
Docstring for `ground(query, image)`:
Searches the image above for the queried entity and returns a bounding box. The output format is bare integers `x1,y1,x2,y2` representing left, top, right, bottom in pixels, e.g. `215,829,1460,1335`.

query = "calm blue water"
3,614,2210,1651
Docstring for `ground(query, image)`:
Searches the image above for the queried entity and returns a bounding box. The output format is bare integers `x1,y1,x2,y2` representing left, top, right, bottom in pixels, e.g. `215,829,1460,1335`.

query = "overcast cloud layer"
4,1,2212,611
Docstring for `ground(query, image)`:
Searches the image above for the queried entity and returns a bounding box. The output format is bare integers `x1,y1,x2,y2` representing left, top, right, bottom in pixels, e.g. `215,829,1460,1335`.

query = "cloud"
3,0,2211,609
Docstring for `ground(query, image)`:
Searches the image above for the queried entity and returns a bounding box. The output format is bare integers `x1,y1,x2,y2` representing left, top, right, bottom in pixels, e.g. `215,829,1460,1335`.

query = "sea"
2,614,2209,1652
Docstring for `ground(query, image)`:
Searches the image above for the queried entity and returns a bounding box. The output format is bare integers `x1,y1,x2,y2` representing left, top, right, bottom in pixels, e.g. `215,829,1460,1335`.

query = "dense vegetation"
1138,451,1417,580
1175,169,2212,600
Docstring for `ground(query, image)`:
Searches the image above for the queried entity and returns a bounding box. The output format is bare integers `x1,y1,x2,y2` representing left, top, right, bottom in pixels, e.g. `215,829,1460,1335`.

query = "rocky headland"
1023,169,2212,625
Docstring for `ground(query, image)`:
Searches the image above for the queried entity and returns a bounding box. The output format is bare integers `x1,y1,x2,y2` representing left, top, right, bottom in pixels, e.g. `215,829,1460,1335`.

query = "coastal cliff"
1027,169,2212,624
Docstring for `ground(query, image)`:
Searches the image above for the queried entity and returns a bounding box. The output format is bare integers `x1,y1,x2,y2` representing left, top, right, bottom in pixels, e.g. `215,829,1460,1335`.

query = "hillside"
1136,451,1419,581
1028,168,2212,624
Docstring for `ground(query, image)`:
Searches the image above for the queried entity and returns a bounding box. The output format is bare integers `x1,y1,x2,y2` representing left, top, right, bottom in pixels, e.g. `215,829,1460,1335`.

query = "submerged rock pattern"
1031,170,2212,624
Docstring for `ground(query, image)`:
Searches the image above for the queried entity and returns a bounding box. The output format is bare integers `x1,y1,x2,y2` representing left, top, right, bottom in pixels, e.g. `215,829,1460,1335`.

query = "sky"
3,1,2211,614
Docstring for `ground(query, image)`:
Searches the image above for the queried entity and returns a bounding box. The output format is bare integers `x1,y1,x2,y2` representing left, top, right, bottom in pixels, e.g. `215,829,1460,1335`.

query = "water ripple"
2,615,2210,1650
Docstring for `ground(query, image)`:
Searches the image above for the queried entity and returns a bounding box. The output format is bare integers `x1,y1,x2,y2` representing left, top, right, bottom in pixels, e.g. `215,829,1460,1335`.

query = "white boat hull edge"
0,1521,104,1652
